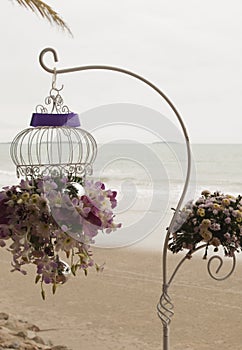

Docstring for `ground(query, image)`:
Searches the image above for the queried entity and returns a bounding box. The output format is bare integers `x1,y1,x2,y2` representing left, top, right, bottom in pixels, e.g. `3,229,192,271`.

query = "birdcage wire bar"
10,125,97,178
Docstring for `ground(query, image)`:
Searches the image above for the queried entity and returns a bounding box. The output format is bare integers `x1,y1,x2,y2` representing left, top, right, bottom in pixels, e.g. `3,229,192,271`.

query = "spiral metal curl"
207,254,236,281
157,284,174,327
36,85,70,114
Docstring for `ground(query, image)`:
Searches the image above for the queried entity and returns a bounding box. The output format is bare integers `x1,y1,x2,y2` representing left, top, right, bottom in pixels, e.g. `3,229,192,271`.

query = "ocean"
1,142,242,250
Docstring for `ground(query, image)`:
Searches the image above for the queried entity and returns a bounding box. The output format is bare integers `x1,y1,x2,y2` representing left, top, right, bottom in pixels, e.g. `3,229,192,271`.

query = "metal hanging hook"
51,67,64,92
52,67,57,89
39,47,59,74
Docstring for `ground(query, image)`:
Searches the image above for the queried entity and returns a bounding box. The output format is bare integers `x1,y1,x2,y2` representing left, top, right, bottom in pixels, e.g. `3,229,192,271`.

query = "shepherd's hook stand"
39,47,234,350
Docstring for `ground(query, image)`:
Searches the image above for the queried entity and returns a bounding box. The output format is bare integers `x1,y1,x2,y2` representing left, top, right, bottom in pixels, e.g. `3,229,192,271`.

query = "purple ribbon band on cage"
30,113,81,127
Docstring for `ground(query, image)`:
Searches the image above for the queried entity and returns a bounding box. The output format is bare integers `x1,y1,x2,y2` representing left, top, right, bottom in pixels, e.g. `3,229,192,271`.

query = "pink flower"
210,223,220,231
224,232,231,240
225,217,231,224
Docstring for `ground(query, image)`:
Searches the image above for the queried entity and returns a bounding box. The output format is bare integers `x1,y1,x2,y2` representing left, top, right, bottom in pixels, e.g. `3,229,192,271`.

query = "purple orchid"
0,176,121,298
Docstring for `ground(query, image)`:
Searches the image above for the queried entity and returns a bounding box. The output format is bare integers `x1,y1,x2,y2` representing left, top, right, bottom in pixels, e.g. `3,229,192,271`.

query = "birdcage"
10,73,97,179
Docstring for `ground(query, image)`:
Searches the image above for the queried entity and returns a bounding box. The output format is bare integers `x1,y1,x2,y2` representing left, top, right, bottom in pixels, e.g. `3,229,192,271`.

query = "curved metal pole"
39,47,192,350
39,46,192,271
168,245,237,286
39,47,189,138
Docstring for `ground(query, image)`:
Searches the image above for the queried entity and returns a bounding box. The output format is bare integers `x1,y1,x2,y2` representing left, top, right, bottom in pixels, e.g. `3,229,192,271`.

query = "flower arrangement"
0,176,121,299
169,190,242,259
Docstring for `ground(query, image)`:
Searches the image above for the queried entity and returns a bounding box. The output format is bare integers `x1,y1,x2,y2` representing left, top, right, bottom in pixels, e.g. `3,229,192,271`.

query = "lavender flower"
0,176,121,298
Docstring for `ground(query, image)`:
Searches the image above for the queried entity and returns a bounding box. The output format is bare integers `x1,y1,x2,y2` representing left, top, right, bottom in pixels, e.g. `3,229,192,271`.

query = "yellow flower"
236,217,242,223
226,194,236,200
213,203,221,210
234,210,242,219
197,208,205,217
222,198,230,206
30,194,40,204
201,219,211,227
201,190,211,197
200,229,212,242
21,192,30,201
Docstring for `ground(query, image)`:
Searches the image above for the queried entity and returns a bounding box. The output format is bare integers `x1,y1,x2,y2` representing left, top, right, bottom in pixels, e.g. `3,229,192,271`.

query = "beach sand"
0,246,242,349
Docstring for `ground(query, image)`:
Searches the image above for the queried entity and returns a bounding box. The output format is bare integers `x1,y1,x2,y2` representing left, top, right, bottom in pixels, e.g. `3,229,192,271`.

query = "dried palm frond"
15,0,72,34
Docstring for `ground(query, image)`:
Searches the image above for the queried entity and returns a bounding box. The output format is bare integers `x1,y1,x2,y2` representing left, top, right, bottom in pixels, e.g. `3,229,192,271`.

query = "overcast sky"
0,0,242,143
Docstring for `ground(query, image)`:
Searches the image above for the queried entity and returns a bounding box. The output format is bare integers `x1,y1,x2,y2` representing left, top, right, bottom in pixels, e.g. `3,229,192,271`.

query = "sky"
0,0,242,143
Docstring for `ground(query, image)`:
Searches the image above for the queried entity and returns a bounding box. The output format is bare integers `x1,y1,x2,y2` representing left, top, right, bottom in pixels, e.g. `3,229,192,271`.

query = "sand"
0,245,242,350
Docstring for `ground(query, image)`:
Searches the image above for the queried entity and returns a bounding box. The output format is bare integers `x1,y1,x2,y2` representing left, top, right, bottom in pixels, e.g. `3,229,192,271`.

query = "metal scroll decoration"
28,47,236,349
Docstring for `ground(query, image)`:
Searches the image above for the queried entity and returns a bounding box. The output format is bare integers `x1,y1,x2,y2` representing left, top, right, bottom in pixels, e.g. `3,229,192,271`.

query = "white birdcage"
10,76,97,179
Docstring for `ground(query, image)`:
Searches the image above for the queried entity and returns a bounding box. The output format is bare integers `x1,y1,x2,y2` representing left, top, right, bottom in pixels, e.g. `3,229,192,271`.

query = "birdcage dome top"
10,123,97,178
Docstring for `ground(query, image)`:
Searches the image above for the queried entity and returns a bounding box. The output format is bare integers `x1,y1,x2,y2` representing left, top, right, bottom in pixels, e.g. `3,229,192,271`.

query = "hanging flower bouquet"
169,190,242,259
0,176,121,299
